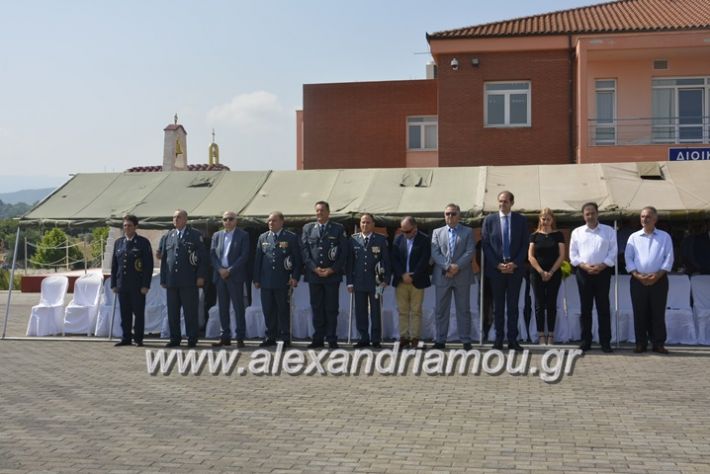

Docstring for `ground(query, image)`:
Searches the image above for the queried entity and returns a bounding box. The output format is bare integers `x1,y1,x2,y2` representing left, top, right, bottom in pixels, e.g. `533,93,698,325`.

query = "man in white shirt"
569,202,617,353
625,206,674,354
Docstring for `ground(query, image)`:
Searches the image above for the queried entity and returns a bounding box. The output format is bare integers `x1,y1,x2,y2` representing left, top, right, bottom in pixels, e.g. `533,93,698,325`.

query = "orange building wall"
436,50,572,167
302,80,437,169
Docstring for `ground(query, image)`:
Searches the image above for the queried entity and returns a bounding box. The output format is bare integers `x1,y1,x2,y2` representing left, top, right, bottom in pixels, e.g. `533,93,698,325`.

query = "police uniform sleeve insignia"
134,258,143,272
284,255,293,271
328,246,338,262
189,250,199,266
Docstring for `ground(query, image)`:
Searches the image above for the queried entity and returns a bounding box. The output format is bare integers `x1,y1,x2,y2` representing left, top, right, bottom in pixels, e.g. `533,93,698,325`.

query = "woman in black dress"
528,208,565,344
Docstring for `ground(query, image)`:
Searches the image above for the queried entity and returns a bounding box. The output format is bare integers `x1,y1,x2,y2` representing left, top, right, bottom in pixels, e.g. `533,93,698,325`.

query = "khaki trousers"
396,282,424,339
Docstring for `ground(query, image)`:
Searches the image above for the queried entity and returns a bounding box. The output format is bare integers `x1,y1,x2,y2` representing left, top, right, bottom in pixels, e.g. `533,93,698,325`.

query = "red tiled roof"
126,164,230,172
428,0,710,39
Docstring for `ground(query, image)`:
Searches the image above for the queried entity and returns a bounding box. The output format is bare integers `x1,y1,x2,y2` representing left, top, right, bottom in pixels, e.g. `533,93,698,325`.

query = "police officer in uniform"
160,209,208,348
253,211,302,347
347,213,391,348
301,201,348,349
111,214,153,346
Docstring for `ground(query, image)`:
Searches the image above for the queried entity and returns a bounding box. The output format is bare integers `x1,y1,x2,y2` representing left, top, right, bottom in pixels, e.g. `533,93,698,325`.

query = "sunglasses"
445,212,458,217
223,217,236,222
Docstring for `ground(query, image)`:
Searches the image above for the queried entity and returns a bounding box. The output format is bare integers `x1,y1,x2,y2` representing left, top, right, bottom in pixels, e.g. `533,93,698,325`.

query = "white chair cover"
691,275,710,345
63,272,103,335
144,274,166,334
26,275,69,336
205,286,264,339
665,275,696,344
291,279,314,339
610,275,633,343
94,278,123,338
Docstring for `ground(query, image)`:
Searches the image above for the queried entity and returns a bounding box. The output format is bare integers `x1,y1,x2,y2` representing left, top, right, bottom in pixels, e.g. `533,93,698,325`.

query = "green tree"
91,227,109,264
32,228,84,271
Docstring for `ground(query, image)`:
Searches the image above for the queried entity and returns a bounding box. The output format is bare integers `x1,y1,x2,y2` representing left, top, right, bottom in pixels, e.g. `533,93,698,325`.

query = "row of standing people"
111,197,673,354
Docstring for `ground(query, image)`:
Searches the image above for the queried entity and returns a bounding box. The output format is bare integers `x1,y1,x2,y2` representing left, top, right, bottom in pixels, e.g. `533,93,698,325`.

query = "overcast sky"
0,0,606,192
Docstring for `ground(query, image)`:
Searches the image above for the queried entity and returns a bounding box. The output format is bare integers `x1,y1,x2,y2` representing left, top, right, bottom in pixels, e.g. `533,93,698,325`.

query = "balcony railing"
587,117,710,146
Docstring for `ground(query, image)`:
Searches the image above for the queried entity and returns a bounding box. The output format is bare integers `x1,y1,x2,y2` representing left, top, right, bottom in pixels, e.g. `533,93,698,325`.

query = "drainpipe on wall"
568,34,576,164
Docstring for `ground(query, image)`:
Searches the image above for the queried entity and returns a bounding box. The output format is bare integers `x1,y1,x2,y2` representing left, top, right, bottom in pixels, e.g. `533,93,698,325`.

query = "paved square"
2,291,710,473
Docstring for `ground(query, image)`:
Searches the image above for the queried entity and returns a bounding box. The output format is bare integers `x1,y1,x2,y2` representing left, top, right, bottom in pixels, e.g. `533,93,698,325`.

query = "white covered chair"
291,278,314,339
245,285,266,339
63,272,103,335
420,285,437,340
26,275,69,336
665,275,696,344
691,275,710,345
610,275,633,343
94,278,123,338
144,273,166,334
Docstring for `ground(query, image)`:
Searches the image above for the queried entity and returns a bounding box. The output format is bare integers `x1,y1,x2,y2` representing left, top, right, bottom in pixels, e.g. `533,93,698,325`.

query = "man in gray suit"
210,210,250,348
431,203,474,350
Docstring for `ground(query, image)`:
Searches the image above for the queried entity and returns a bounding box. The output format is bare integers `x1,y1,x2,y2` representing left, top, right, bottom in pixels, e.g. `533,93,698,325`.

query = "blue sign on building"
668,147,710,161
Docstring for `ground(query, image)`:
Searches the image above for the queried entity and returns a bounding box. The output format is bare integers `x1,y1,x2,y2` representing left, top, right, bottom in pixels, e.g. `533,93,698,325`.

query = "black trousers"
630,275,668,347
261,287,290,342
118,289,145,343
354,290,382,344
576,267,612,346
491,272,524,344
309,282,339,343
530,270,561,334
166,286,199,344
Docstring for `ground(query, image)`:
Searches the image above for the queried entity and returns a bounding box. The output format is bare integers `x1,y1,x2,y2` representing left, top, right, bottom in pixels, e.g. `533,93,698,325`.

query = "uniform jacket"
111,234,153,292
431,223,474,287
210,228,250,284
301,221,348,283
253,229,302,289
347,232,391,292
481,212,529,277
159,226,209,287
391,231,431,289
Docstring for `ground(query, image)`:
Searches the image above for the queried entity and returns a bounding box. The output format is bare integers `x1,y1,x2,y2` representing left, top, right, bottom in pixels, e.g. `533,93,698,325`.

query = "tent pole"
479,249,485,346
2,227,21,340
24,237,27,274
614,219,619,349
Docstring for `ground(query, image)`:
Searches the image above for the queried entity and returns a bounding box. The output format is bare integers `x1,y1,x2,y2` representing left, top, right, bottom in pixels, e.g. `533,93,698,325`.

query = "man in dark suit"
210,210,250,348
111,214,153,347
482,191,529,351
431,203,475,350
159,209,209,348
347,213,391,348
253,211,302,347
301,201,348,349
391,216,431,349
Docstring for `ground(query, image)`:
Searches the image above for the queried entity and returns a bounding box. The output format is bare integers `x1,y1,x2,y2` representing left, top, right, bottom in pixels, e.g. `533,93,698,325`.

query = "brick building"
298,0,710,169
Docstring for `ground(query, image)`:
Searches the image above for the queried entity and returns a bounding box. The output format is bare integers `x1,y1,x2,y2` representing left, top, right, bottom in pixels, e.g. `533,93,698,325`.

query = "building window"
407,116,438,150
652,77,709,143
594,79,616,144
484,82,531,127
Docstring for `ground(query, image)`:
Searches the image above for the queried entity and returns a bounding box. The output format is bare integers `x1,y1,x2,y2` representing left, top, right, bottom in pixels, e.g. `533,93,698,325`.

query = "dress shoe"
165,342,180,348
307,341,324,349
579,342,591,352
353,340,370,348
371,342,382,349
399,338,410,349
652,345,669,354
134,341,144,347
492,341,504,350
212,339,231,347
633,344,647,353
601,345,614,353
236,340,246,348
462,343,473,351
281,340,291,348
410,338,420,349
328,342,340,349
432,342,446,350
187,341,197,348
508,342,524,352
259,339,277,348
114,340,132,347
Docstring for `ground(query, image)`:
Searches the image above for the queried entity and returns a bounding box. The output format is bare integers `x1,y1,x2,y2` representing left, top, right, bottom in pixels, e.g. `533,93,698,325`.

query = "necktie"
364,236,369,248
448,227,456,259
502,215,510,260
319,224,325,238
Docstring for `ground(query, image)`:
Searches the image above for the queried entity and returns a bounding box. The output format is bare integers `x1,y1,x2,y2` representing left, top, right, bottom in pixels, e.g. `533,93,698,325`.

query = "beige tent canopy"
20,161,710,228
